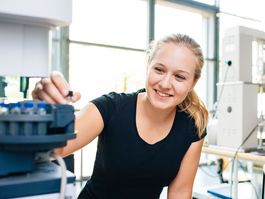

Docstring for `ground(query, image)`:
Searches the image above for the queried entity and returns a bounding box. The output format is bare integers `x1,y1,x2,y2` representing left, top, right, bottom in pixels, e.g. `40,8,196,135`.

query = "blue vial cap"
10,103,20,108
37,101,47,108
24,102,34,108
2,103,8,108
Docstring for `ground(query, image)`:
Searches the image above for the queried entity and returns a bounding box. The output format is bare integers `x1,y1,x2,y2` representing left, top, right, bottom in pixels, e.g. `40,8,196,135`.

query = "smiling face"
145,42,198,110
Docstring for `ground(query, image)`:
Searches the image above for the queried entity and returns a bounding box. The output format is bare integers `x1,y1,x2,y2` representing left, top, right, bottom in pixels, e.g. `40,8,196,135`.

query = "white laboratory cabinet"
0,0,72,77
217,81,259,149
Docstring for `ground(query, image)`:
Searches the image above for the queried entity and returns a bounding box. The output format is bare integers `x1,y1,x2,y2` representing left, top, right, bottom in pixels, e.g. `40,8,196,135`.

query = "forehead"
152,43,197,72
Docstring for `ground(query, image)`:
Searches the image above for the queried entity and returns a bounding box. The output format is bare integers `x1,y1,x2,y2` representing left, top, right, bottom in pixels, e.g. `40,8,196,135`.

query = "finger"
50,71,70,97
32,81,44,100
37,90,57,104
72,92,81,102
32,81,57,103
41,77,68,104
32,90,39,100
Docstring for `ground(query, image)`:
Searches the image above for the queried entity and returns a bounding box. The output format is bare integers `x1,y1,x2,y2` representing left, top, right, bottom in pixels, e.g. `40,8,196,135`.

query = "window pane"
70,0,147,49
220,0,265,25
219,13,265,33
69,43,146,109
155,3,203,44
195,61,208,105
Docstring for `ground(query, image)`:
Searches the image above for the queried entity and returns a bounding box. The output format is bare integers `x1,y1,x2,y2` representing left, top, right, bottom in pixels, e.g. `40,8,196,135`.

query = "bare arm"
32,71,103,157
167,139,204,199
55,102,104,157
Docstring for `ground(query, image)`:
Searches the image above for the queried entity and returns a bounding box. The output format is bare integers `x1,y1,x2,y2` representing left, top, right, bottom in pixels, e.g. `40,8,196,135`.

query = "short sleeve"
91,92,121,126
190,130,207,142
188,116,207,142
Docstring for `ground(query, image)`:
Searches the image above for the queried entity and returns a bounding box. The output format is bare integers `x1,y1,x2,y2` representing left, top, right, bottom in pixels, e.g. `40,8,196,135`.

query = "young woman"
32,34,208,199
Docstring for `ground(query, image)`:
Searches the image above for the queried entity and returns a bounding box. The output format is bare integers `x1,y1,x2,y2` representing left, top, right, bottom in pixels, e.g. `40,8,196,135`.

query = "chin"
149,98,174,110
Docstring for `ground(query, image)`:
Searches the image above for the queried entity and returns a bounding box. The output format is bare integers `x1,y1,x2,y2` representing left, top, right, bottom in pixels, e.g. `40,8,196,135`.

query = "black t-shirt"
79,89,206,199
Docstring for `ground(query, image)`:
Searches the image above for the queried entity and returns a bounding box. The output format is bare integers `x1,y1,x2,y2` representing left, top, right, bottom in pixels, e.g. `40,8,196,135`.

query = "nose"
159,74,172,89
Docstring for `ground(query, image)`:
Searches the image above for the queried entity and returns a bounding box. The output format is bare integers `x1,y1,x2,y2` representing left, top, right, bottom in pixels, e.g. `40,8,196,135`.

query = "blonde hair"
146,34,208,137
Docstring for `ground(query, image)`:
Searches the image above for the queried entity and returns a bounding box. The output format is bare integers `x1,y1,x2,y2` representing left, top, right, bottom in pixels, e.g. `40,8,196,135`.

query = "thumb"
71,91,81,103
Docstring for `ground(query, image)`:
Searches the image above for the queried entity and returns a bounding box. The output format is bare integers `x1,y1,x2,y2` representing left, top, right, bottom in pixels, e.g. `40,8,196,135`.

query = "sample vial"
0,103,8,135
0,103,8,115
37,102,47,135
37,101,47,115
23,102,35,135
9,103,21,135
10,103,21,115
24,102,35,115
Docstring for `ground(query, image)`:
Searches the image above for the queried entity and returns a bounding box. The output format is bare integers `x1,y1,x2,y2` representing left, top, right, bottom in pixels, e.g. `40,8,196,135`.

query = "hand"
31,71,81,104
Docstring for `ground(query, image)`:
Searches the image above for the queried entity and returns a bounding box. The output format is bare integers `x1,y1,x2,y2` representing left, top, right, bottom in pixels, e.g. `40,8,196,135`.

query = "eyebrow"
156,63,191,76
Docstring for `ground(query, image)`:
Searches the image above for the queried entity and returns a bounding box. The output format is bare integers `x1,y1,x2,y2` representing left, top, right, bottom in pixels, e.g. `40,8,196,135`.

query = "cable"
212,61,231,119
229,123,259,198
198,166,220,178
237,161,260,199
51,151,67,199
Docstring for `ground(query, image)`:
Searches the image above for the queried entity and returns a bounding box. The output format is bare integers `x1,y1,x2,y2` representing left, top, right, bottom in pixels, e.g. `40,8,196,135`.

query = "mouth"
154,89,173,97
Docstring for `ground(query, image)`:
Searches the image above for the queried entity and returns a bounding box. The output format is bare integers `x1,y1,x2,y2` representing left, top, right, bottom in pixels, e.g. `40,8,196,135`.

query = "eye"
154,67,164,74
175,74,186,81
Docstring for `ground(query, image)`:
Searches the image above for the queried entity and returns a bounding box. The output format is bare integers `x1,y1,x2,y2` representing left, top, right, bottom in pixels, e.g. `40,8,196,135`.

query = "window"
68,0,218,183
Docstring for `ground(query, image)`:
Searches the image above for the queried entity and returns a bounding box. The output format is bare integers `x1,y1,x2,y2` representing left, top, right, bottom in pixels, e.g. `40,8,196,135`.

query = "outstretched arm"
55,102,104,157
32,71,104,157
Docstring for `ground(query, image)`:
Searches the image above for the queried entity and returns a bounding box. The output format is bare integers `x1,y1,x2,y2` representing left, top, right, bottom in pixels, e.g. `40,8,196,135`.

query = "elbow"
54,147,66,157
167,191,192,199
168,187,192,199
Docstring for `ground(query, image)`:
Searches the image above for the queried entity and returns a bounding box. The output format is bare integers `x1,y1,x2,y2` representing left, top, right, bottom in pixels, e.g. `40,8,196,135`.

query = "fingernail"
62,89,69,96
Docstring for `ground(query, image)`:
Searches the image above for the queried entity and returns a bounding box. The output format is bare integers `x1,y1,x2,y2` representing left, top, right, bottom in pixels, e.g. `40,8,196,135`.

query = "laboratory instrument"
215,26,265,150
0,0,75,198
0,101,76,198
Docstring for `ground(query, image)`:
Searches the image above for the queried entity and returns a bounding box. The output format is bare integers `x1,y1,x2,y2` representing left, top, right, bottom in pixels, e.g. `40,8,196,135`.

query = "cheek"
146,72,159,85
172,83,192,96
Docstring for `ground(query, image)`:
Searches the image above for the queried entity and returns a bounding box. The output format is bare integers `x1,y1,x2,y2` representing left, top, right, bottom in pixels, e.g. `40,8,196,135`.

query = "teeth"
156,90,171,97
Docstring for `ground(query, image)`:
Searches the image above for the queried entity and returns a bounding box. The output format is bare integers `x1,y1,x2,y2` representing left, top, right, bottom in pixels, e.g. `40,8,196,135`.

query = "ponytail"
178,90,208,137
